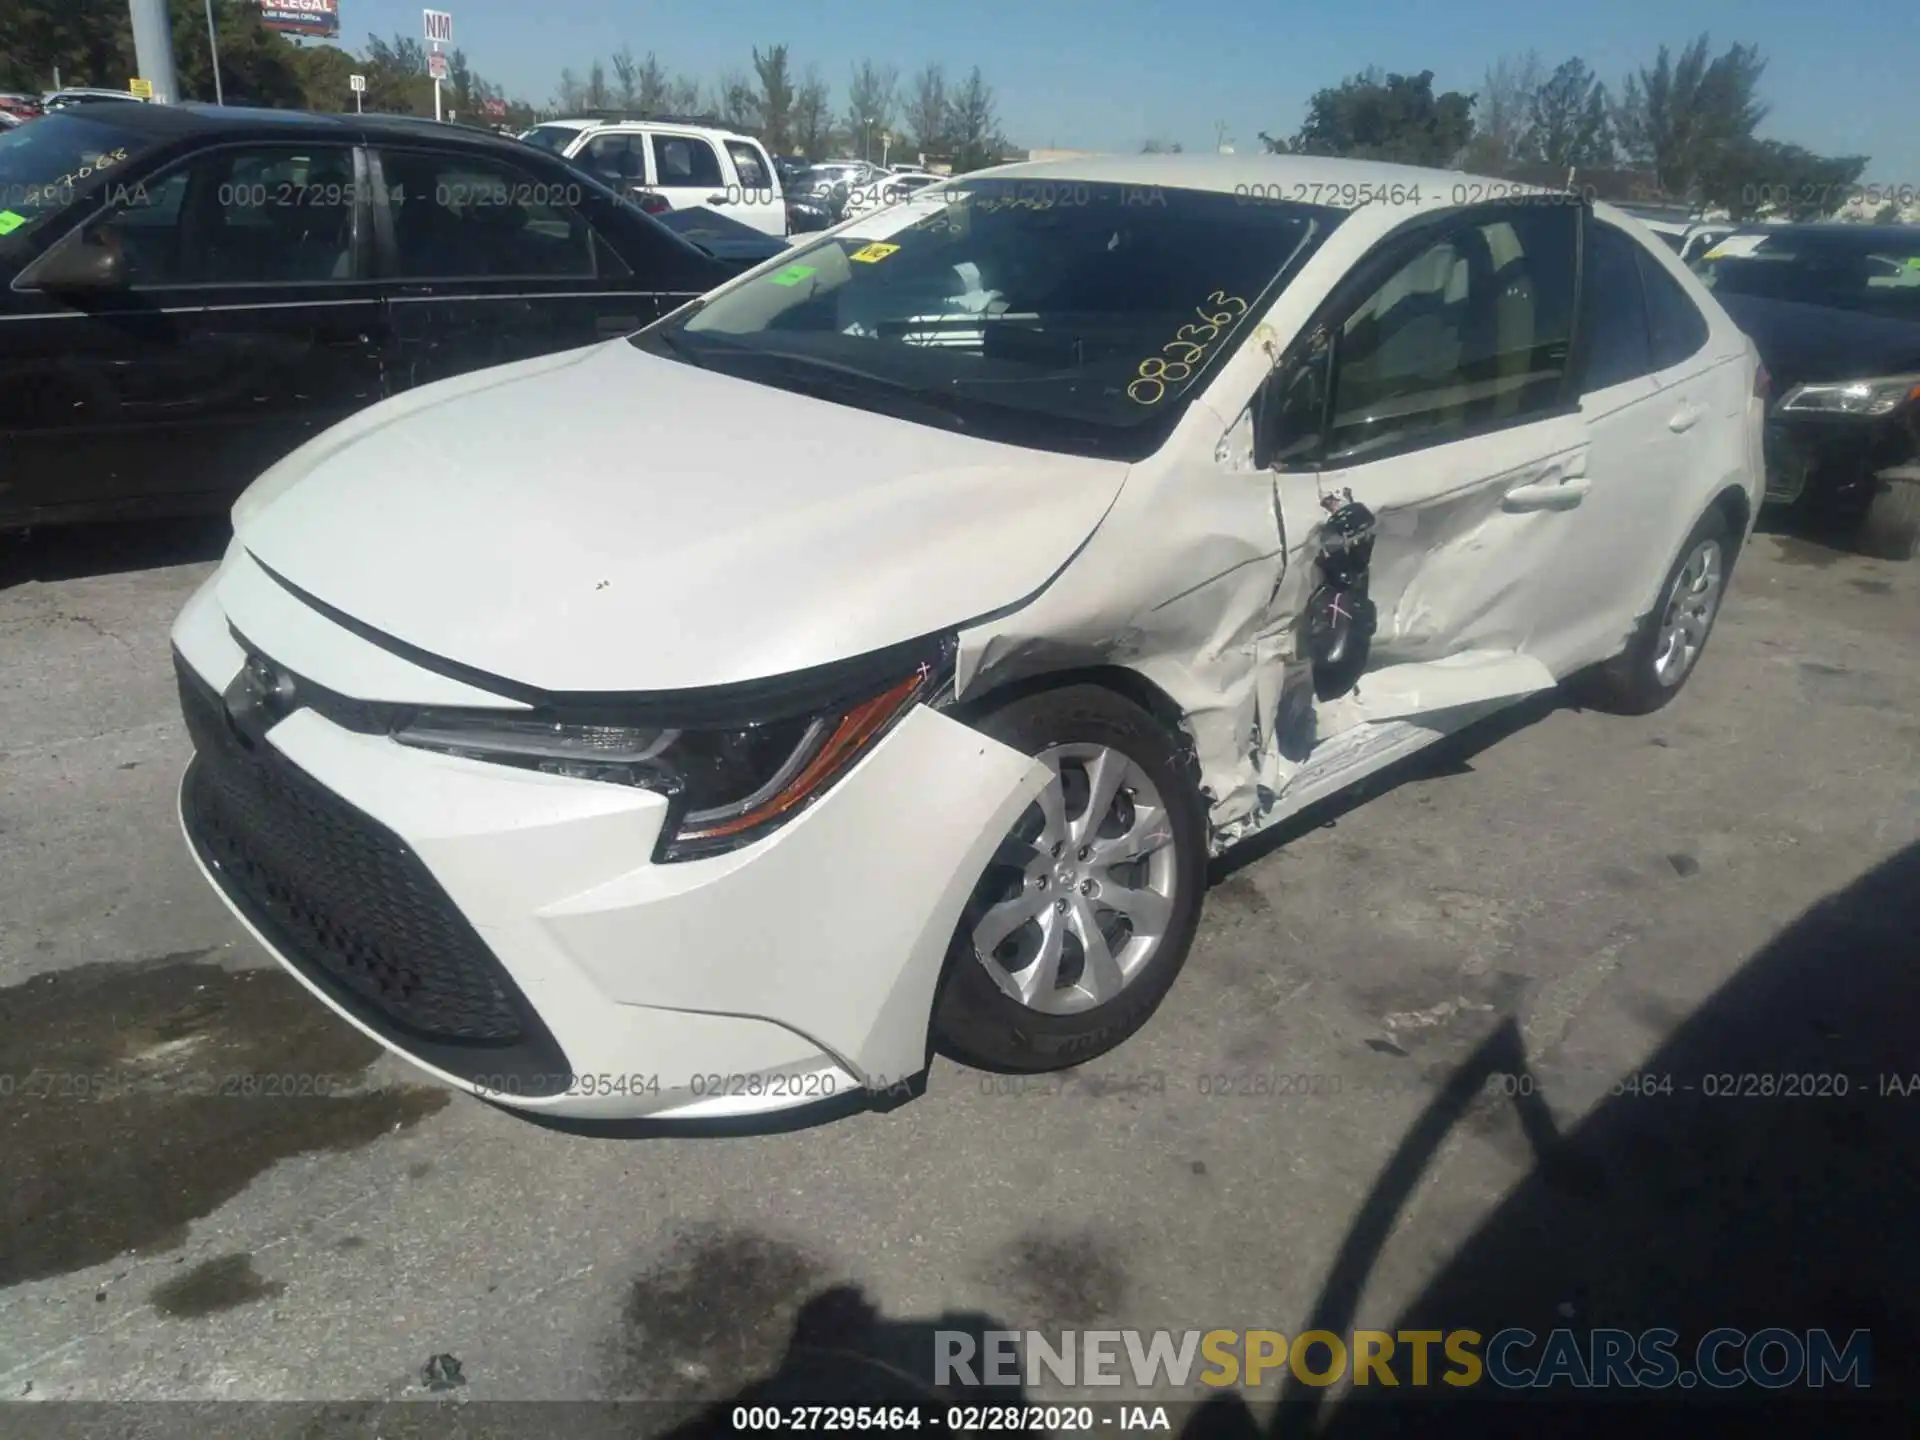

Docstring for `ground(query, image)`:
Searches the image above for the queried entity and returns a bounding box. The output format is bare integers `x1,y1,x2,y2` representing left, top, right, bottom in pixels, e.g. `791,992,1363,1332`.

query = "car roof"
1719,222,1920,248
526,116,763,144
961,152,1562,209
30,103,573,159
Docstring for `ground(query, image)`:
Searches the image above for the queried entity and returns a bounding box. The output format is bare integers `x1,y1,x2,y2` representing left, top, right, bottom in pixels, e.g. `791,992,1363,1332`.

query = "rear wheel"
931,685,1207,1073
1574,508,1732,715
1859,476,1920,561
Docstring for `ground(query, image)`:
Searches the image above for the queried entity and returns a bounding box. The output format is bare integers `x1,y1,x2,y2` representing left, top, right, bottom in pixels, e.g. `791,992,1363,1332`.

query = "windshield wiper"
634,327,705,369
705,347,974,431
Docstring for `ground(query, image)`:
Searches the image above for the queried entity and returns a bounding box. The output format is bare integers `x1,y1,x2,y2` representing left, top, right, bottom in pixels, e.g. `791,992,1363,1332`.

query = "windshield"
0,110,157,245
519,125,578,153
1691,232,1920,321
633,179,1339,458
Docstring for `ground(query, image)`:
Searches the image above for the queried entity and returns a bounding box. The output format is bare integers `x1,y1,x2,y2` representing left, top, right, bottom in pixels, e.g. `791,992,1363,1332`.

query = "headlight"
390,646,946,861
1776,373,1920,418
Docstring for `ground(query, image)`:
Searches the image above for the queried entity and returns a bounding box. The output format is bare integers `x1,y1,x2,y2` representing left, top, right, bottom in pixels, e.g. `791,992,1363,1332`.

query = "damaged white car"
171,155,1765,1123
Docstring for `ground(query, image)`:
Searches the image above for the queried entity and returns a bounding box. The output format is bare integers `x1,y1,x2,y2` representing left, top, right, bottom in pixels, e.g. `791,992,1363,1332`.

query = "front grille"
177,652,570,1093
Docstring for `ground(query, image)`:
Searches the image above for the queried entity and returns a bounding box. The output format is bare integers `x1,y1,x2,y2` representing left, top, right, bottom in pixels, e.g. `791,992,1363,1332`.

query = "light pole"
127,0,180,103
204,0,224,105
862,114,873,162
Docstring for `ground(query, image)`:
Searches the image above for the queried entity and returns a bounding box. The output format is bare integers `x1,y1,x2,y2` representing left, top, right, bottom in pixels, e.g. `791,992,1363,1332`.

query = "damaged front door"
1254,199,1591,725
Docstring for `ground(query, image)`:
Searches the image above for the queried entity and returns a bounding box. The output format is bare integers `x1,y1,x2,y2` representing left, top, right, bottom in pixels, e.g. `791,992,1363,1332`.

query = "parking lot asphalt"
1,516,1916,1421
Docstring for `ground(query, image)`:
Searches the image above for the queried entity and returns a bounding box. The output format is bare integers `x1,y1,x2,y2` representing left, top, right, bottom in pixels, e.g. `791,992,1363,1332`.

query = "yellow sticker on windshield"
849,242,900,263
0,211,24,236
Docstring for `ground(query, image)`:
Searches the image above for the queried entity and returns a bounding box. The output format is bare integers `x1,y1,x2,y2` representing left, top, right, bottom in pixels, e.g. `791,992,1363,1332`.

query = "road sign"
483,97,507,119
427,51,449,81
348,73,366,93
129,77,153,99
423,9,453,44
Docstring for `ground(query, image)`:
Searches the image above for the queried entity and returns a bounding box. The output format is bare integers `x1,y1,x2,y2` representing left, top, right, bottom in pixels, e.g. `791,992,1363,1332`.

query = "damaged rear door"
1253,199,1592,723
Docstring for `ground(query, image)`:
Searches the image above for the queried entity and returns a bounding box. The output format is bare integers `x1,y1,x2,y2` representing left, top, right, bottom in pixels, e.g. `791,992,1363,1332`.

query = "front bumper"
171,549,1046,1122
1763,411,1917,509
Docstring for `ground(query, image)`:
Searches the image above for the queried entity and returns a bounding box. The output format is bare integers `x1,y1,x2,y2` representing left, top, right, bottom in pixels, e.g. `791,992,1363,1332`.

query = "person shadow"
660,1284,1027,1438
1180,839,1920,1438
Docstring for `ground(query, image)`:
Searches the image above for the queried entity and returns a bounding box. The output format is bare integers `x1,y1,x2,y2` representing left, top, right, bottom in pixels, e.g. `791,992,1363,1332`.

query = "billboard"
259,0,340,39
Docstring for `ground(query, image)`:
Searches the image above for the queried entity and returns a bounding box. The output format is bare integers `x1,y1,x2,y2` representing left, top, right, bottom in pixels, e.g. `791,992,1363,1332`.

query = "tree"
171,0,304,107
1613,35,1768,197
1277,69,1476,167
610,45,640,110
751,44,795,151
944,65,1003,173
1520,57,1612,169
905,62,949,159
791,65,833,158
0,0,127,93
667,72,703,114
1463,50,1544,173
447,47,475,116
584,59,611,110
843,59,898,161
714,66,758,130
1697,138,1868,219
365,33,434,115
553,67,585,113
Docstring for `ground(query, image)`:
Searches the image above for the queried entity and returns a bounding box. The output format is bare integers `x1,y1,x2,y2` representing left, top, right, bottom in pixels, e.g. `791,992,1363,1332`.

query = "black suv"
0,103,742,531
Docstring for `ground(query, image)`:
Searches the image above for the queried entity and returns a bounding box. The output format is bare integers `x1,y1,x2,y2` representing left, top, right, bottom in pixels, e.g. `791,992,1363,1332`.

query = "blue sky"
332,0,1917,179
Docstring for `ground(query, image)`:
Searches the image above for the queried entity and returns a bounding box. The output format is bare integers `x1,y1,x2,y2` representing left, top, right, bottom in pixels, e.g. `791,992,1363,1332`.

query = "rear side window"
1637,249,1710,370
578,133,646,187
1579,222,1655,391
649,133,723,189
724,139,770,191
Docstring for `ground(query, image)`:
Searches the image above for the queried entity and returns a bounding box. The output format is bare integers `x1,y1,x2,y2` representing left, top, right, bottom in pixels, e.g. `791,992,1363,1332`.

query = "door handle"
1503,468,1592,512
706,193,728,205
1668,401,1704,432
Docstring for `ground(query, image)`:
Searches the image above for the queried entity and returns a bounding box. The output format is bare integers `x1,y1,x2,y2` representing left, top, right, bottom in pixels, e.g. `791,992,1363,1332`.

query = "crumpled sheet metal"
955,442,1316,853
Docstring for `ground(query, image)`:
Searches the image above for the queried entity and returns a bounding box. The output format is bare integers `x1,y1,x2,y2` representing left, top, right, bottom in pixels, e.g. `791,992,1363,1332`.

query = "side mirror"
24,228,128,293
1253,333,1333,471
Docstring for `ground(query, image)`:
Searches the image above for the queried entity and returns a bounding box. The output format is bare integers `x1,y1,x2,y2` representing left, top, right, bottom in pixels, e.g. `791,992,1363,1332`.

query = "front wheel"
1859,475,1920,561
931,685,1208,1073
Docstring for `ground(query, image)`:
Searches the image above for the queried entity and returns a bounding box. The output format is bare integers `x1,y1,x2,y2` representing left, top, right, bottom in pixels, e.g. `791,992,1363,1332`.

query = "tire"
931,684,1208,1073
1574,507,1733,716
1859,477,1920,561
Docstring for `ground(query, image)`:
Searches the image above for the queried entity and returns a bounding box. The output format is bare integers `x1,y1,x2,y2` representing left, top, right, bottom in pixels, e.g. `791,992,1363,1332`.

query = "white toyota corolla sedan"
172,155,1765,1125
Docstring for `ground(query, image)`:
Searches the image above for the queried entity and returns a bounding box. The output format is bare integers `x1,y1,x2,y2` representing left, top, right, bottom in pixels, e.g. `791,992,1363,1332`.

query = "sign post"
349,72,365,114
422,10,453,122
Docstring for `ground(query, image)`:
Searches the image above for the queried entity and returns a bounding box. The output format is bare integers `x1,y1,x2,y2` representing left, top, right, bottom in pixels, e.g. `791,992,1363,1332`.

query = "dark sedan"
1691,224,1920,559
0,103,742,531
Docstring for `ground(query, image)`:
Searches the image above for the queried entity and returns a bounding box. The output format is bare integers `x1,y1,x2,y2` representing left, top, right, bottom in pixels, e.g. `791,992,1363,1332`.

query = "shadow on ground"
1186,838,1920,1436
0,516,229,589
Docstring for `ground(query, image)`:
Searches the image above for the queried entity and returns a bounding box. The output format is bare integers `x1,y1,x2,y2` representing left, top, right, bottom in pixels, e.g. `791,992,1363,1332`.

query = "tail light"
632,189,671,216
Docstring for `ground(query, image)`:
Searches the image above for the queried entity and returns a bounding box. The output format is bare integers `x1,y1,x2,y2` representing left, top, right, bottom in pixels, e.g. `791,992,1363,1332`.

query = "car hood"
1716,292,1920,389
234,341,1130,694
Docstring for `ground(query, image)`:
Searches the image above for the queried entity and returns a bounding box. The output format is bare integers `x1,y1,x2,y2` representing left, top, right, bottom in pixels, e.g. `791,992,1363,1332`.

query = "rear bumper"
171,553,1046,1123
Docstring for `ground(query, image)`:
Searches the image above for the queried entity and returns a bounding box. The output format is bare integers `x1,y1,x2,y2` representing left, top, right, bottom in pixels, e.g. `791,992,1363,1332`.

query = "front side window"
1580,221,1655,391
1326,206,1577,461
635,180,1340,457
579,133,647,187
86,143,357,286
377,149,595,279
650,134,723,189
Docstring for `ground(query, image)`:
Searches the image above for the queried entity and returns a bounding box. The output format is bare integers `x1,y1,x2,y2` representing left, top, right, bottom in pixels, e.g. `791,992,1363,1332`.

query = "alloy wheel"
1652,539,1723,688
966,743,1179,1016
